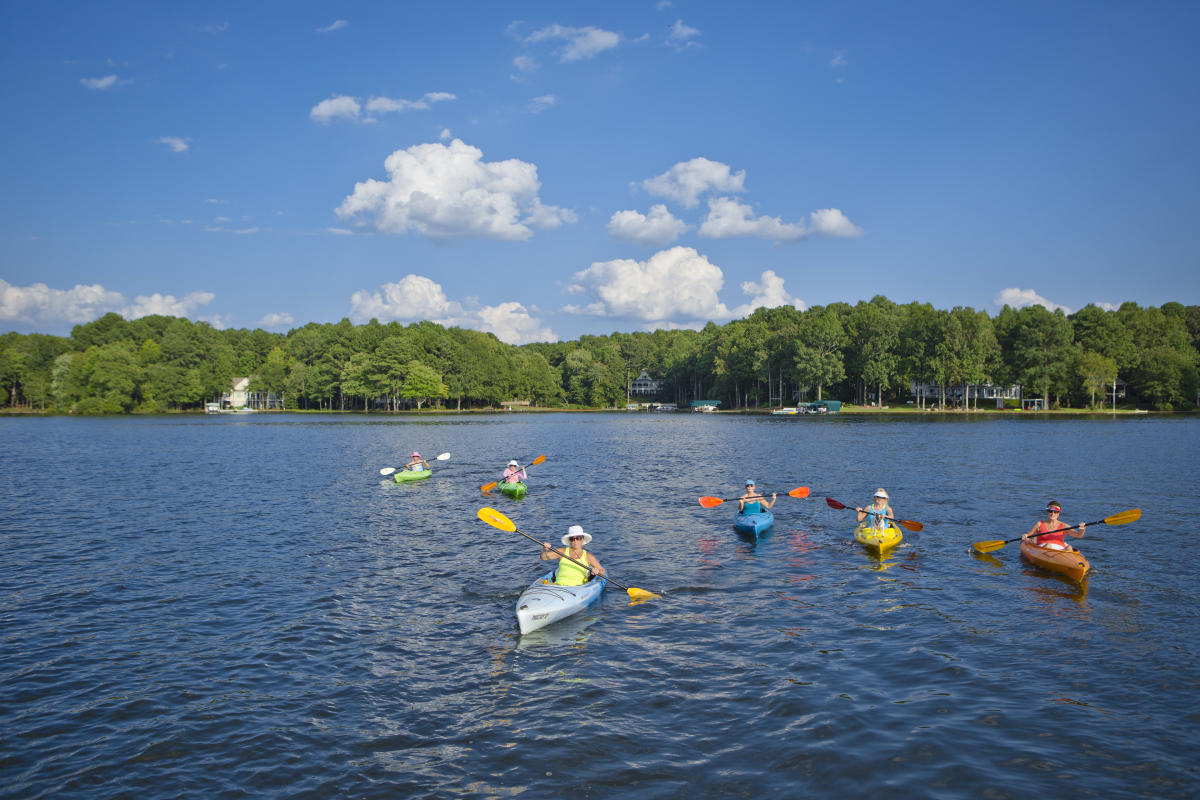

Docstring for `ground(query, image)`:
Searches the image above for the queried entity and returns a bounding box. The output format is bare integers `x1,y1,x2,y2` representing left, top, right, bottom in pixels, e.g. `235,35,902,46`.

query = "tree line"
2,297,1197,414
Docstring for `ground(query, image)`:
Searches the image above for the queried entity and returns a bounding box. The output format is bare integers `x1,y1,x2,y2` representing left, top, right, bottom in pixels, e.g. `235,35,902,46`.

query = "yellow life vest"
555,549,592,586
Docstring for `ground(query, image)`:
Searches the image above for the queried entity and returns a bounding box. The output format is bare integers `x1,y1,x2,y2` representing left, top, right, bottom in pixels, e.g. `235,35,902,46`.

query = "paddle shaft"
991,518,1098,547
507,524,635,592
825,497,922,532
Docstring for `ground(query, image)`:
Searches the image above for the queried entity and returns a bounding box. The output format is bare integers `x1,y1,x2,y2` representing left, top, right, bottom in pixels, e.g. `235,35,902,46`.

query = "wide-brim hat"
508,460,519,466
561,524,593,546
412,452,421,458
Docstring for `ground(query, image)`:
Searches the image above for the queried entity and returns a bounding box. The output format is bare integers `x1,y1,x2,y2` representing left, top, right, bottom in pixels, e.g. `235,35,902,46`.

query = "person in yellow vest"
540,525,606,586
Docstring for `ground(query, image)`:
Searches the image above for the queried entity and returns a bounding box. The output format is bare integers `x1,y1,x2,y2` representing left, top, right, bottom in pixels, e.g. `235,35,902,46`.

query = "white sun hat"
508,460,519,467
873,488,889,498
561,524,593,546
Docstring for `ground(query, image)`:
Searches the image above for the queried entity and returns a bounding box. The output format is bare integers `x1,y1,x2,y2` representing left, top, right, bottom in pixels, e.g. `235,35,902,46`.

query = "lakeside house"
630,369,665,397
908,381,1022,409
221,377,284,410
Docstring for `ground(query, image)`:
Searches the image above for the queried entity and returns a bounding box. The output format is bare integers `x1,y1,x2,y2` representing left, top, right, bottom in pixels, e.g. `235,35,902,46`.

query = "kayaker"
738,480,776,514
502,459,527,484
540,525,606,585
405,451,430,472
1021,501,1085,550
856,489,895,530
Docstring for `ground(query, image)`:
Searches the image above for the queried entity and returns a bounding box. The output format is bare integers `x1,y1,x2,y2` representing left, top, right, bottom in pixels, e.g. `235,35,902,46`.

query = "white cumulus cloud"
81,75,119,90
666,19,701,50
365,92,456,114
310,95,362,123
0,279,215,326
564,247,804,325
348,275,555,344
317,20,348,33
529,94,556,113
607,204,688,246
699,198,863,241
336,138,575,241
526,24,620,62
156,136,189,153
995,288,1071,314
257,312,295,328
642,157,746,208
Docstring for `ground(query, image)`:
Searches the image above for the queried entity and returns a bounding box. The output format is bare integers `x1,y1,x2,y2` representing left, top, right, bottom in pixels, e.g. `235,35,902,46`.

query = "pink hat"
412,451,421,458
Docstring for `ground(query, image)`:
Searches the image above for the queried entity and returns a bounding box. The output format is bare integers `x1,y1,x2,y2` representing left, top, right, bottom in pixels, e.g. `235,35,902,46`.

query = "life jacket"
865,504,892,530
554,549,592,586
1033,520,1067,547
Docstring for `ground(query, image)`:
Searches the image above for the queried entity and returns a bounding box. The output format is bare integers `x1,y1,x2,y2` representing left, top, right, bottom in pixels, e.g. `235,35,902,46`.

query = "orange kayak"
1020,540,1090,583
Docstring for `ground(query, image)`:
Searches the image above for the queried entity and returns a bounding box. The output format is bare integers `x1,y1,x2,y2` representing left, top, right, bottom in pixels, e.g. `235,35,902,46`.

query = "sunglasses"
1046,509,1061,513
569,535,584,541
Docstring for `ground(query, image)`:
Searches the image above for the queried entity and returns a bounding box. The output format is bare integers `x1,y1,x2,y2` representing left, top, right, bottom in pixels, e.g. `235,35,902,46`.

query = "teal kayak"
394,468,432,483
733,509,774,537
498,481,527,499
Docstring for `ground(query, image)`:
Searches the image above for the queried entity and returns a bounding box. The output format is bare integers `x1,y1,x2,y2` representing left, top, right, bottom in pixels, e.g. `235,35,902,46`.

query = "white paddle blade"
380,467,396,476
436,452,451,460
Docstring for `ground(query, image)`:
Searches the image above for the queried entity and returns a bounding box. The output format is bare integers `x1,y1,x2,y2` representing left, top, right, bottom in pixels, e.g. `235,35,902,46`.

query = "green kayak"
498,481,527,499
394,468,432,483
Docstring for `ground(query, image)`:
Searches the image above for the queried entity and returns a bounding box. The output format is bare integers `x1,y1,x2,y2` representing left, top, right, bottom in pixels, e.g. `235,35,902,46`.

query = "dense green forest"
2,297,1198,413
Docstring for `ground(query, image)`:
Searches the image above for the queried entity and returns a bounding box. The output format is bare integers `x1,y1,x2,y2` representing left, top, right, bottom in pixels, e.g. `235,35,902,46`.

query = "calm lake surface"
2,412,1197,798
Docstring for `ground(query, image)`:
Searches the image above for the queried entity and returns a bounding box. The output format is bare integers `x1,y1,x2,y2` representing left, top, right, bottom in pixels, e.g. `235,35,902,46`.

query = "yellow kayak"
854,523,903,554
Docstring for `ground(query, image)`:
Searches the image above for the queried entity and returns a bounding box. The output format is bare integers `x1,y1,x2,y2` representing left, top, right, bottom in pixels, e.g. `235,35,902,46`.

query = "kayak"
854,523,903,554
394,468,432,483
733,509,774,537
516,570,607,635
498,481,527,499
1020,540,1091,583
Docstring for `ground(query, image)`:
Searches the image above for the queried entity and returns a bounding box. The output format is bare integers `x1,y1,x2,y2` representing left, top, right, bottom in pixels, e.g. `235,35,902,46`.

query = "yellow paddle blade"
627,587,661,603
972,539,1008,554
788,487,811,498
477,506,516,532
480,481,498,493
1105,508,1141,526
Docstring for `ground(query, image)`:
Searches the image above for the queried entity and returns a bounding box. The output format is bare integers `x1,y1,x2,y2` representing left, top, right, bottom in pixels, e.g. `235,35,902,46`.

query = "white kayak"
515,570,607,635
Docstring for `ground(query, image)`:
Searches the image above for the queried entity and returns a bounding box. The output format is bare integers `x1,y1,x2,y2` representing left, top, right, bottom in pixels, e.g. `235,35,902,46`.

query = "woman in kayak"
502,459,526,484
405,452,430,472
856,489,895,530
1022,501,1085,550
738,480,777,514
540,525,606,586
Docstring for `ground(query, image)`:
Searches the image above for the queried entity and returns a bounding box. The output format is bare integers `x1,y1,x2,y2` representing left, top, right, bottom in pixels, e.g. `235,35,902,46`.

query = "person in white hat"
405,451,430,472
540,525,606,586
501,459,527,485
856,489,895,531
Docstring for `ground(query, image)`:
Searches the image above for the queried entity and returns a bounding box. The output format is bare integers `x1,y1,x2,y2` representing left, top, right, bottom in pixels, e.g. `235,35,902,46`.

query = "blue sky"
2,1,1197,344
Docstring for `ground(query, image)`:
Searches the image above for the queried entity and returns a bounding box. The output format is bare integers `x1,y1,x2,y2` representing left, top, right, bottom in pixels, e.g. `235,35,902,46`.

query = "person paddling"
405,451,431,472
738,480,776,514
540,525,606,586
856,489,895,531
502,459,527,484
1021,501,1085,551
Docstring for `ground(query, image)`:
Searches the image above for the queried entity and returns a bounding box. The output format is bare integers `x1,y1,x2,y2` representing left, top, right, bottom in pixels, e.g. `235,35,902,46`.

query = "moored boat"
733,509,774,537
1020,540,1090,583
516,570,607,634
498,481,527,499
854,523,903,554
393,467,432,483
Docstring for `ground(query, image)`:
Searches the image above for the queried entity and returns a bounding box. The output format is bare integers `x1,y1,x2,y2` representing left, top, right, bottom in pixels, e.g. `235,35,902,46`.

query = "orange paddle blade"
698,496,724,508
530,454,546,466
899,518,924,532
480,481,498,493
789,487,810,498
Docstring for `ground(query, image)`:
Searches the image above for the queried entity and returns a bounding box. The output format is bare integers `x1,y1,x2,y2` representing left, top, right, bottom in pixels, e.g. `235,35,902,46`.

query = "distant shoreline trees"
2,298,1197,414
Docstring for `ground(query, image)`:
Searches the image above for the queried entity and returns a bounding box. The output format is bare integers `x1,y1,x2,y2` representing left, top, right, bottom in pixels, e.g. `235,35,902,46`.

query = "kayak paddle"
476,506,662,602
824,496,924,532
481,454,546,493
698,487,811,507
971,508,1141,554
380,452,450,476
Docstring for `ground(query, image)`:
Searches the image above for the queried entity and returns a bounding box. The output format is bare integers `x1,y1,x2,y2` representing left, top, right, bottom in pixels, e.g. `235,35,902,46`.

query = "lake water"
2,412,1197,798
